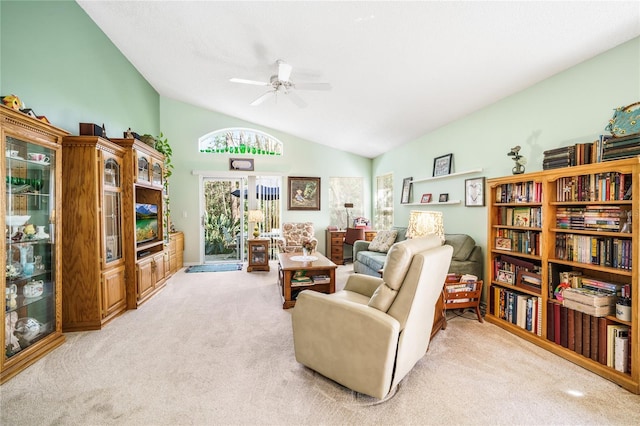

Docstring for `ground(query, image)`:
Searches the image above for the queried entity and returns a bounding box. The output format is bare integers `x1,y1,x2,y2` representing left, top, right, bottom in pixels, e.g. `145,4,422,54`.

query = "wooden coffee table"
277,252,337,309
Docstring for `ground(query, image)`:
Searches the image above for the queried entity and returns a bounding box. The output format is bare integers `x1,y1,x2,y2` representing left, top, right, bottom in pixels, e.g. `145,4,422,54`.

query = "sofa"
353,227,483,279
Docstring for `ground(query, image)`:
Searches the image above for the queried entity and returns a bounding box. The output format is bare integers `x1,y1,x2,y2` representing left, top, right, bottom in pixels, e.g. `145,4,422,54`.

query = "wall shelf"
410,168,482,184
404,200,461,206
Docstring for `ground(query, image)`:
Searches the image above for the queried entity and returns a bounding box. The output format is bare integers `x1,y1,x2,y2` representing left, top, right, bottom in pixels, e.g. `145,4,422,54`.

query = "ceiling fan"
230,60,331,107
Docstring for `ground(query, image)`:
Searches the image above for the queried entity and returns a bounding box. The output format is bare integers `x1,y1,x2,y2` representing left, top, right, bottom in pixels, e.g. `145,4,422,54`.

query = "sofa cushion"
368,230,398,253
444,234,476,261
356,250,387,272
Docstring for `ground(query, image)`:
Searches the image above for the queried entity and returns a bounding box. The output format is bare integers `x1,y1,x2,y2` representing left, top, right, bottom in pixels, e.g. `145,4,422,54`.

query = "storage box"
562,287,616,307
79,123,104,137
563,298,614,317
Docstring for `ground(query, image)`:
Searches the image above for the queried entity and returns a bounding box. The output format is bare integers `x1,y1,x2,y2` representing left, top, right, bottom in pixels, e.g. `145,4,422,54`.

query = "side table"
247,239,270,272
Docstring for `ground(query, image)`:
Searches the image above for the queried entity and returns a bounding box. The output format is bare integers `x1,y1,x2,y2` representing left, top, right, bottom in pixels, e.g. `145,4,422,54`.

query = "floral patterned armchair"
275,222,318,253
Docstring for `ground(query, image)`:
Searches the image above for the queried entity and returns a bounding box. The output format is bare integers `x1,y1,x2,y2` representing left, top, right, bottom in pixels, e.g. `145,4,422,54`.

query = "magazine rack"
443,278,484,323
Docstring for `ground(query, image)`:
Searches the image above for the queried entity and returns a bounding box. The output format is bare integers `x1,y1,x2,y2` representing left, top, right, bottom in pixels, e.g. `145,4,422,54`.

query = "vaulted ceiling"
78,1,640,158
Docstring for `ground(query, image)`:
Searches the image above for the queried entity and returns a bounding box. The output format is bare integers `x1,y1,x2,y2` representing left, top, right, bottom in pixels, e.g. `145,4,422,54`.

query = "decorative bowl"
6,215,30,226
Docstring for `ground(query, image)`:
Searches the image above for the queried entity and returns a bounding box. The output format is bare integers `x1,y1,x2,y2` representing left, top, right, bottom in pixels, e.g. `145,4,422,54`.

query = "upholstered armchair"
292,236,453,400
275,222,318,253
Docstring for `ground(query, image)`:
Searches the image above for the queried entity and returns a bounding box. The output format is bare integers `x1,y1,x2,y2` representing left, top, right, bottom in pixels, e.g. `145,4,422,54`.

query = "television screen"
135,203,158,244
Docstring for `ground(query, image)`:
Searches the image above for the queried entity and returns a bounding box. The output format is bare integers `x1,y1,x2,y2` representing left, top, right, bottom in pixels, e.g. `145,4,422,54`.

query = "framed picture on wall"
465,177,485,207
288,177,321,210
420,193,432,203
438,193,449,203
433,153,453,177
400,177,413,204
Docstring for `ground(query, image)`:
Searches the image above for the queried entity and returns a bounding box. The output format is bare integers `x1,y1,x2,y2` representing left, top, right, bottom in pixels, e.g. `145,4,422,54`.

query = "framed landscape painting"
288,177,321,210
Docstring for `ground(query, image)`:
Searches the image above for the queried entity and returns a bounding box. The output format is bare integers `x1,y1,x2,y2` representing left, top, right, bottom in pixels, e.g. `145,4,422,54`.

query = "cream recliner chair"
292,235,453,400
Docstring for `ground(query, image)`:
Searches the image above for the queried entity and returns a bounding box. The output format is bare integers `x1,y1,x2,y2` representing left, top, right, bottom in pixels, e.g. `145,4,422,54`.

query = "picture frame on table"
420,193,432,203
400,177,413,204
288,177,321,211
433,153,453,177
465,177,485,207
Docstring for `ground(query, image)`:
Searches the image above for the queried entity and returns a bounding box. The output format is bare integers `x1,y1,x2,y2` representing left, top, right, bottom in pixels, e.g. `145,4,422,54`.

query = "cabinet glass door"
5,135,57,359
103,157,122,264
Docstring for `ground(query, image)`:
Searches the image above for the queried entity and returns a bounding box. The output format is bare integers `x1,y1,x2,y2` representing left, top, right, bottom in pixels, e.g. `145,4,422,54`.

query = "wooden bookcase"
486,157,639,394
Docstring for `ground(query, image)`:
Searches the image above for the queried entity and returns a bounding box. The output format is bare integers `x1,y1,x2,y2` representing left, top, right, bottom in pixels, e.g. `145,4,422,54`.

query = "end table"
247,239,270,272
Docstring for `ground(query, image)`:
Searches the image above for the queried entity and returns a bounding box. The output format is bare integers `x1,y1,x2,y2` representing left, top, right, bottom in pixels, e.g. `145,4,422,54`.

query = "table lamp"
406,210,444,242
248,209,265,239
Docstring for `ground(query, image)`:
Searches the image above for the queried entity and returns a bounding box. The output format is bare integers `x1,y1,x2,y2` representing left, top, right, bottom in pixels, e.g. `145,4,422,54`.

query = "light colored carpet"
1,262,639,425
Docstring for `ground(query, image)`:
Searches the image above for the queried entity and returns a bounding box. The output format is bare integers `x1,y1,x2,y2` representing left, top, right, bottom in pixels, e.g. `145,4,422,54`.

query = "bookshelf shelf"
486,157,639,394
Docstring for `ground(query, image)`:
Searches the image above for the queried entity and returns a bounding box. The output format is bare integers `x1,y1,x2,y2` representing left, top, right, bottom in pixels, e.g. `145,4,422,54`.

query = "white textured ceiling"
77,1,640,158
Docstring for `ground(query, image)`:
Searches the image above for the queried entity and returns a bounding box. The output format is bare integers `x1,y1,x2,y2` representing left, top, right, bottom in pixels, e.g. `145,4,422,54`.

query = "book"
560,306,568,348
614,328,629,373
597,317,608,365
590,315,598,362
582,313,591,358
546,300,555,342
574,310,583,355
567,308,575,351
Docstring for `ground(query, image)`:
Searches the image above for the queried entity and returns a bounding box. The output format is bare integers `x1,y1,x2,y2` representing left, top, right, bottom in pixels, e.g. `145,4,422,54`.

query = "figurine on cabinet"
5,312,21,355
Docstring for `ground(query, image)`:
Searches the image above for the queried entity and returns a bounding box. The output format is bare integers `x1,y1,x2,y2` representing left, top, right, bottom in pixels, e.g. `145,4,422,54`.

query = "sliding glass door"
202,178,246,263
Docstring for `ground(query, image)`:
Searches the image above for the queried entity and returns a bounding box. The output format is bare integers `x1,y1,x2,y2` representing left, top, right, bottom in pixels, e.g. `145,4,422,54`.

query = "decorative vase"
303,248,310,257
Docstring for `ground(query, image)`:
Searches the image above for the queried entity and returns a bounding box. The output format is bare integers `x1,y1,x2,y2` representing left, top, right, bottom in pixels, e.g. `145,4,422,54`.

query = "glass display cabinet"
60,136,127,331
2,105,67,383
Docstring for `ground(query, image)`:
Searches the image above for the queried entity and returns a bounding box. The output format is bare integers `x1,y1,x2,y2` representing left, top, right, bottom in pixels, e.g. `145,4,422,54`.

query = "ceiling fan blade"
230,78,270,86
250,91,274,106
277,61,293,82
286,91,307,108
293,82,332,91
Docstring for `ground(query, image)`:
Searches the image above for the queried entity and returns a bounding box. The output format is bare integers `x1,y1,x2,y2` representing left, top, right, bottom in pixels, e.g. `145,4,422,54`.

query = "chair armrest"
343,274,384,298
275,237,286,251
292,291,400,398
353,240,371,261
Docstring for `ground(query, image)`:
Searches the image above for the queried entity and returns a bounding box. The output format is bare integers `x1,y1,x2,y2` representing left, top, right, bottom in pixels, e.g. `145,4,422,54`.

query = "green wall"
374,36,640,272
0,0,159,136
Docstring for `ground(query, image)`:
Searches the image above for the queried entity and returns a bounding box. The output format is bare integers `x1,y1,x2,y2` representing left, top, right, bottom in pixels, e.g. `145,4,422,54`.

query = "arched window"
199,128,283,156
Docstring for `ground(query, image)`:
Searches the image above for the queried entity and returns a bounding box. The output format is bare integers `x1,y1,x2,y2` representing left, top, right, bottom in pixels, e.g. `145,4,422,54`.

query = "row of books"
554,234,633,270
542,133,640,170
602,133,640,161
555,172,632,202
491,286,543,335
495,181,543,203
555,206,631,233
546,301,631,373
291,271,331,287
495,229,542,256
498,206,542,228
542,141,599,170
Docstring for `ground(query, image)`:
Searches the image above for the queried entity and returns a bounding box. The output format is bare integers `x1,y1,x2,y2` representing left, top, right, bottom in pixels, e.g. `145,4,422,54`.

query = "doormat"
185,263,243,273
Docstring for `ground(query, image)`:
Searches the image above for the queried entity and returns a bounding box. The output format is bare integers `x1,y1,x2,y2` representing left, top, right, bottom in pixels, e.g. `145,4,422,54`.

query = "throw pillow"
368,230,398,253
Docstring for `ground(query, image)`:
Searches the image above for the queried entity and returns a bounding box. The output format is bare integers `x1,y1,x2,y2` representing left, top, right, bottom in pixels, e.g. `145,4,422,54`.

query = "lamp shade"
247,209,264,223
406,210,444,241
